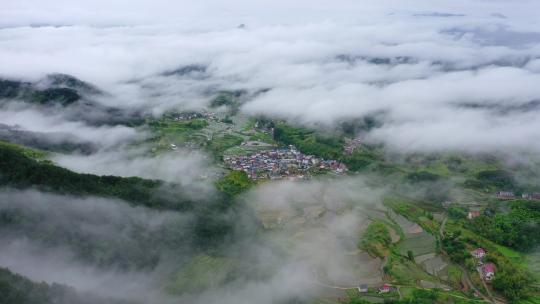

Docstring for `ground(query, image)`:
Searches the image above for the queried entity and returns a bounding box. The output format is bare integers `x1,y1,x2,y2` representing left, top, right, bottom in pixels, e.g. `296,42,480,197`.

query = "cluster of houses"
521,192,540,200
357,283,392,294
169,141,198,151
496,191,516,199
467,210,481,220
471,248,496,281
344,137,362,155
224,145,347,180
173,111,217,121
496,191,540,200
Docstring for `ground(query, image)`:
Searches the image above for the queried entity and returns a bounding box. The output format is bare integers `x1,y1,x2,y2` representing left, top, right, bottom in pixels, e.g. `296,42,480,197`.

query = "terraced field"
397,232,436,257
526,250,540,283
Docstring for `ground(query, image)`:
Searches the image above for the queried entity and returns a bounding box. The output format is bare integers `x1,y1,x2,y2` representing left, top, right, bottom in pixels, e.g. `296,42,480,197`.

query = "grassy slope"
0,140,200,211
360,220,392,258
167,254,235,294
0,140,47,159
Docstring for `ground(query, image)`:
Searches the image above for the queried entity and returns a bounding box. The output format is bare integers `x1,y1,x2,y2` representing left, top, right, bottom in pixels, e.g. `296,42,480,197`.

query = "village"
495,191,540,200
224,145,347,180
172,111,217,121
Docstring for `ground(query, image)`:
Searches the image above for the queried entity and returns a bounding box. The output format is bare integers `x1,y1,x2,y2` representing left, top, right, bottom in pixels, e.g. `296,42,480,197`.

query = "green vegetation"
470,201,540,251
249,131,274,144
477,170,515,189
406,171,442,183
465,169,516,192
385,199,439,234
146,116,211,152
206,134,243,157
167,254,235,294
221,116,233,124
45,73,101,94
360,220,392,258
273,122,343,159
397,232,436,257
447,265,463,289
0,76,100,107
216,171,253,198
491,258,533,301
339,116,380,136
148,117,208,137
0,143,197,211
386,252,438,285
0,79,25,98
525,251,540,283
0,140,46,159
387,192,538,303
344,147,386,172
209,90,245,114
31,88,80,106
345,286,479,304
273,122,385,171
0,267,123,304
443,220,535,301
447,204,468,220
441,230,469,264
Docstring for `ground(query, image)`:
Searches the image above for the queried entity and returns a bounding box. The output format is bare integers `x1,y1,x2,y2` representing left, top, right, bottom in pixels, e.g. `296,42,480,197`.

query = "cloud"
0,103,141,148
0,175,389,304
0,189,194,302
51,147,220,194
1,3,540,153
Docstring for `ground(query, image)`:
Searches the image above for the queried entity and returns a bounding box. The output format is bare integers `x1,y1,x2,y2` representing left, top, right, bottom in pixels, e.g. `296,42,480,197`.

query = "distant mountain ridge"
0,74,145,127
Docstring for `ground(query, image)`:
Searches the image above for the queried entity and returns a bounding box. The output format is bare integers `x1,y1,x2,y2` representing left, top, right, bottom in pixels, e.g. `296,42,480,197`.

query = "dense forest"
0,142,198,211
470,201,540,251
0,267,131,304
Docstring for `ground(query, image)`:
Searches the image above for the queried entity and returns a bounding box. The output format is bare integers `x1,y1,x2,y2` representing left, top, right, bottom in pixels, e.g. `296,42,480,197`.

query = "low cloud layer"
2,1,540,154
0,176,386,304
52,148,219,194
0,103,141,149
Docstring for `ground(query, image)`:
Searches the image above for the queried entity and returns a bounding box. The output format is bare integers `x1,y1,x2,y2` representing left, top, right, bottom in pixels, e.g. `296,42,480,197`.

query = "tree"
216,171,253,198
407,250,414,261
492,268,531,301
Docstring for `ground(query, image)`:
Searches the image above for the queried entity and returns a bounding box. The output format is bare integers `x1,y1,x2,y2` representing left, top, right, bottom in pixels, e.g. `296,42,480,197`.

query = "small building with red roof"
471,248,486,259
379,284,391,293
467,210,481,220
482,263,496,281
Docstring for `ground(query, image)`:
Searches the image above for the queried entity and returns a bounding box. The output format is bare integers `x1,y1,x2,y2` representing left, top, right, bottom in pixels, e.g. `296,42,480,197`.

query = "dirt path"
439,216,447,238
477,271,506,304
380,256,388,277
388,226,401,244
390,282,488,302
312,280,355,290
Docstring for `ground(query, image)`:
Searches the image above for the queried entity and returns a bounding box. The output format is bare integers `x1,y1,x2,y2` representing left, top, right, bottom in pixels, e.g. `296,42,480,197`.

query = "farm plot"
420,255,447,277
397,231,436,257
526,250,540,282
388,211,419,233
363,208,388,221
